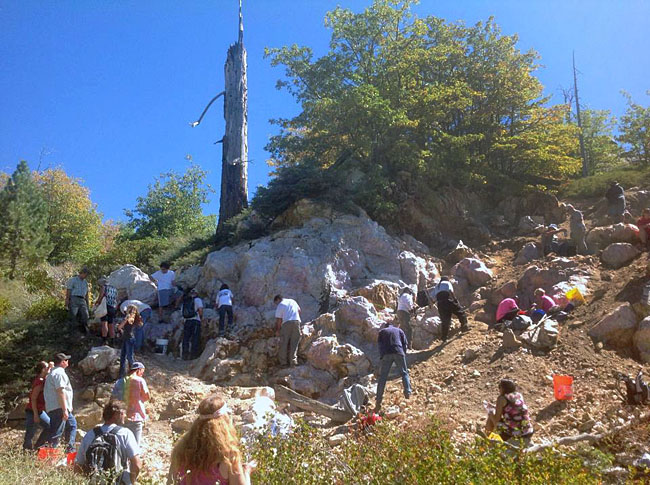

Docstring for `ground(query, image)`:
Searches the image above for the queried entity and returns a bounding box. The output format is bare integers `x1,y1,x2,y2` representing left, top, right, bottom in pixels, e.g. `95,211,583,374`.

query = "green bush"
250,418,602,484
0,448,86,485
0,296,11,319
561,167,650,199
24,296,68,324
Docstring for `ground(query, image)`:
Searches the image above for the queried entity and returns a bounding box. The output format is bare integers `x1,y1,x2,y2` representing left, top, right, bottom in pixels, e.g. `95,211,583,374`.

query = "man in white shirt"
432,277,469,342
75,400,141,485
274,294,302,367
216,283,234,337
180,288,204,360
40,352,77,452
151,262,176,321
396,288,415,350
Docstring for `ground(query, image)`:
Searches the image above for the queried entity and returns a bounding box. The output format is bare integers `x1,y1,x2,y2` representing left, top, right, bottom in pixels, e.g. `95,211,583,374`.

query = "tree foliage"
579,109,621,175
125,164,215,238
618,91,650,166
0,161,52,279
34,168,104,264
262,0,580,222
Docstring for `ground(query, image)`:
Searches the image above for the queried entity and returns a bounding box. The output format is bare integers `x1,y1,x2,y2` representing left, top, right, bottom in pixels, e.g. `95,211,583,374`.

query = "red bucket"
37,447,62,463
66,451,77,465
553,375,574,400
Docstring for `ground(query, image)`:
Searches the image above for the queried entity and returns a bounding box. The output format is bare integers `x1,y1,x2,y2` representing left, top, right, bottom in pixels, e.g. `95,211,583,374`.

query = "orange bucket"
37,447,62,463
553,375,574,400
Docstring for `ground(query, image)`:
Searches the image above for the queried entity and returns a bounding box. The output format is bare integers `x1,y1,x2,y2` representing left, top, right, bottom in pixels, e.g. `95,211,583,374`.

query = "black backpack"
182,295,196,319
416,289,430,308
85,426,125,479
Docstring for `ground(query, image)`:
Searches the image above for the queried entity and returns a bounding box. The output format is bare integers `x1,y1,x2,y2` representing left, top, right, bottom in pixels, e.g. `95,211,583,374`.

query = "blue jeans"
182,319,201,360
375,353,411,408
23,410,50,450
119,337,136,378
218,305,233,335
135,309,152,351
37,408,76,450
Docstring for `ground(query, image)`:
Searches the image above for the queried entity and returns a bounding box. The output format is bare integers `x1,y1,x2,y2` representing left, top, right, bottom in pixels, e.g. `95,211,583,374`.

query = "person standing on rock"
23,361,51,450
274,295,302,367
216,283,234,338
396,288,415,350
374,321,411,412
433,277,469,342
606,181,626,223
120,299,153,353
181,288,204,360
65,267,90,333
38,353,77,452
111,362,150,445
95,277,118,346
117,305,144,378
151,262,176,322
566,204,588,255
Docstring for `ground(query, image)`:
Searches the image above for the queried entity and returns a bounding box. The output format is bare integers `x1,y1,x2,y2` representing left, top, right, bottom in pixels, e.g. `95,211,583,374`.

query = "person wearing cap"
94,277,118,346
179,288,204,360
65,268,90,333
540,224,567,256
111,362,150,445
38,353,77,452
606,181,626,223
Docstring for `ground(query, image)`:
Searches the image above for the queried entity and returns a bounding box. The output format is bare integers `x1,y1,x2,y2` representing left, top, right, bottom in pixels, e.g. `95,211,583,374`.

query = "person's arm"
129,455,142,484
93,288,105,310
226,460,254,485
30,383,43,423
117,318,127,332
142,381,150,402
275,318,283,336
197,307,204,319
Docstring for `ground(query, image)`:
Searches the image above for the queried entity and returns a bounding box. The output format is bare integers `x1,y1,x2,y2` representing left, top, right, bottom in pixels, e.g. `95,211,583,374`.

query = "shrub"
561,167,650,199
0,295,11,319
24,296,68,324
0,448,86,485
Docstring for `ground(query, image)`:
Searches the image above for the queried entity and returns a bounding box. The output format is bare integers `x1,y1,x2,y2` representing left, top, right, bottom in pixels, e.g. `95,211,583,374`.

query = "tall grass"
561,167,650,199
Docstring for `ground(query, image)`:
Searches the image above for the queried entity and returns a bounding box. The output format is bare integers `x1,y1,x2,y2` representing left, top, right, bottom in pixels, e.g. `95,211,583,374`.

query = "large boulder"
412,313,442,350
305,335,370,378
633,317,650,363
175,265,202,291
445,240,476,265
275,364,337,398
74,402,103,429
78,346,120,375
586,224,640,252
190,338,241,380
107,264,158,306
335,297,385,343
351,280,400,310
517,260,591,308
601,243,640,269
588,303,638,348
514,242,542,266
452,258,493,287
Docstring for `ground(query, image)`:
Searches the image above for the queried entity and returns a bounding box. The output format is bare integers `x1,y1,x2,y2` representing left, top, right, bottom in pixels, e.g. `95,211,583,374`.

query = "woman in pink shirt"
496,297,520,323
168,395,255,485
534,288,557,313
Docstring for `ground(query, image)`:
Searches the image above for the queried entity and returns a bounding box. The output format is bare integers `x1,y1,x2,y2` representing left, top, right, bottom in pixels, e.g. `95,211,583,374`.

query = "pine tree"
0,161,52,279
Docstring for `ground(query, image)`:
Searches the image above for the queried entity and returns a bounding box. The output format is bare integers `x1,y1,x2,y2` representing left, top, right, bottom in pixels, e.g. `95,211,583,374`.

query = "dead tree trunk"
274,385,354,423
218,4,248,230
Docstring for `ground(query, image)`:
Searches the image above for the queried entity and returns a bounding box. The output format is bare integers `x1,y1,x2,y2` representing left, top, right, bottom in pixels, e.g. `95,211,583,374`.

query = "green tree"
34,168,104,264
618,91,650,166
579,109,620,174
263,0,579,222
0,161,52,279
126,164,215,238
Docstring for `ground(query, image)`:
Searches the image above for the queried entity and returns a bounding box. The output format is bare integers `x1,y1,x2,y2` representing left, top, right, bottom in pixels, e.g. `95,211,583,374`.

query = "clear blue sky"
1,1,648,222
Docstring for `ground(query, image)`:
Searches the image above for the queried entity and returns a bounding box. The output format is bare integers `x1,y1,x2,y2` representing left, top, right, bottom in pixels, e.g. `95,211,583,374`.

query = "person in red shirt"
23,361,52,450
637,208,650,250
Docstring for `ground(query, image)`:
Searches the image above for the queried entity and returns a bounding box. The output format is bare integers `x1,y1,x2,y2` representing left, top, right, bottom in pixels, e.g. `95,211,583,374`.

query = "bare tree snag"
274,385,354,423
218,0,249,230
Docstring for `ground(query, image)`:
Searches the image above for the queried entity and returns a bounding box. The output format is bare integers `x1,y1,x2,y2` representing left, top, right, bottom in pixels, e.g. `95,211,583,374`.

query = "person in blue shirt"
374,321,412,412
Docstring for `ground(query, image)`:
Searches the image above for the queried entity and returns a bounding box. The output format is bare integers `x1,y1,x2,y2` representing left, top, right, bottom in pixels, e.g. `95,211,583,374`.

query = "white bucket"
155,338,168,354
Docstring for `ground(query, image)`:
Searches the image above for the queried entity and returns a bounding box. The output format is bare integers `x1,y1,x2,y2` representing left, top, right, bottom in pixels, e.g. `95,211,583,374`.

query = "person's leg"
125,420,143,445
394,353,412,398
157,290,163,320
398,311,413,349
126,338,135,370
119,340,128,378
69,299,80,330
451,300,468,332
439,305,452,342
226,305,234,332
101,318,108,343
191,320,202,359
45,408,65,448
485,411,496,434
134,325,145,352
23,410,36,450
278,324,290,366
33,411,52,449
79,301,89,333
182,321,192,360
218,307,226,336
288,320,301,366
374,355,394,410
63,412,77,452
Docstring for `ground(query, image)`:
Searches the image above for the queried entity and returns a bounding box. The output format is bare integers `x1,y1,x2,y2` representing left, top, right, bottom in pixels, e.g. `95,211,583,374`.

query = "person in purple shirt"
374,321,412,412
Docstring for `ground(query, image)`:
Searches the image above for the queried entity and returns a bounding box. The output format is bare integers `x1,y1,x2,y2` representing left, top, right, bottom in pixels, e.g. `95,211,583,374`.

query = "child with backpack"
181,288,203,360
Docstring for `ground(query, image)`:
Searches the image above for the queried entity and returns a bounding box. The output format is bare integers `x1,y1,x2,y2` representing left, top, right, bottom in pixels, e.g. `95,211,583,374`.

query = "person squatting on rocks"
374,320,411,412
120,299,152,353
95,277,118,346
274,295,302,367
532,288,558,314
606,181,626,223
485,378,534,445
38,353,77,452
433,277,468,342
637,208,650,251
216,283,234,338
118,305,144,378
65,267,90,333
167,394,256,485
112,361,150,445
180,288,204,360
566,204,588,255
151,262,176,322
23,361,53,450
496,297,521,324
395,287,415,350
74,399,142,485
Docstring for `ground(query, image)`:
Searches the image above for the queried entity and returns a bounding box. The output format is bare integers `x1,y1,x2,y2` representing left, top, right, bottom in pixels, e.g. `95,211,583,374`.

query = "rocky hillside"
4,188,650,481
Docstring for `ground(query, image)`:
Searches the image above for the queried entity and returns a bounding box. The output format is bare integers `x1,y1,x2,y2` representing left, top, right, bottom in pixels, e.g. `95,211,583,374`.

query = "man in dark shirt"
374,322,412,412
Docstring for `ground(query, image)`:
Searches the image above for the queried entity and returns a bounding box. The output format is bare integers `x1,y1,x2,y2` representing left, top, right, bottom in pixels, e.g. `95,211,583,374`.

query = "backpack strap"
108,425,122,436
93,426,105,437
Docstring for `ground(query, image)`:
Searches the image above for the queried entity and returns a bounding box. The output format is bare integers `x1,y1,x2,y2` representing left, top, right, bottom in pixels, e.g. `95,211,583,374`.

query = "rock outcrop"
601,243,640,269
107,264,158,306
588,303,638,348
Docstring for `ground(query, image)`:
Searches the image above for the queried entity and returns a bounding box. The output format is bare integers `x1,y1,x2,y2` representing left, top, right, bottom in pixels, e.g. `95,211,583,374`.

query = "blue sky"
1,0,649,222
